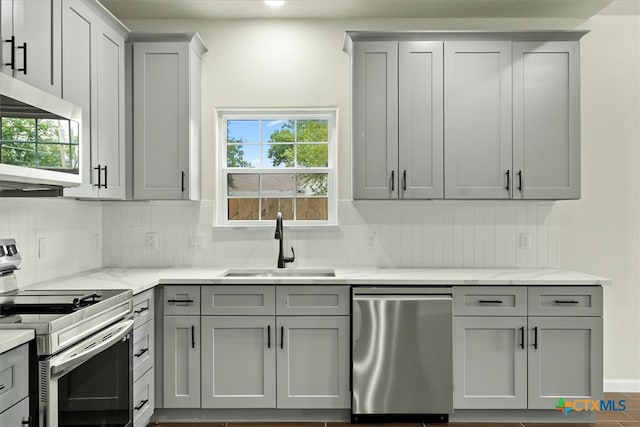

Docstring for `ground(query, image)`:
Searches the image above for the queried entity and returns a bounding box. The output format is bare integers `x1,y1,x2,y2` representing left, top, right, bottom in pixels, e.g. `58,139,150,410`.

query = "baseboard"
604,379,640,392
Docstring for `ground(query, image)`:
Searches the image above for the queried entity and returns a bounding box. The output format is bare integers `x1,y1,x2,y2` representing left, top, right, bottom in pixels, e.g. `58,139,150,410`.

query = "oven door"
39,318,134,427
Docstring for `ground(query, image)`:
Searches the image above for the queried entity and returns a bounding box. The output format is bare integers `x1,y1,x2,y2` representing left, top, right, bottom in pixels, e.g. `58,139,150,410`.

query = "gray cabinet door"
398,41,444,199
201,316,276,408
352,41,398,199
163,315,200,408
133,42,189,200
0,397,29,427
527,316,603,409
276,316,350,409
444,41,512,199
453,316,527,409
513,41,580,200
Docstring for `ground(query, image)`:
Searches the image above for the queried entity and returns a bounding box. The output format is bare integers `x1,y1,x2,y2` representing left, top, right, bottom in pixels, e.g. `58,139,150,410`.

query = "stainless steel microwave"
0,73,82,194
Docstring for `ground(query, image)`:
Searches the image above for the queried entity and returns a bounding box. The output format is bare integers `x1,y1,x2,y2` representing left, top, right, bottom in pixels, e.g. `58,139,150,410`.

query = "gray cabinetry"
444,41,513,199
133,289,155,427
513,42,581,200
352,41,443,199
0,343,30,426
129,33,207,200
453,286,603,410
0,0,61,95
163,285,201,408
62,0,128,199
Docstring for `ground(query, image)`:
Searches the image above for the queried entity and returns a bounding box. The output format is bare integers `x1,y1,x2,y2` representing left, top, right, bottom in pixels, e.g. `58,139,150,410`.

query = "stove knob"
0,246,5,257
7,245,17,256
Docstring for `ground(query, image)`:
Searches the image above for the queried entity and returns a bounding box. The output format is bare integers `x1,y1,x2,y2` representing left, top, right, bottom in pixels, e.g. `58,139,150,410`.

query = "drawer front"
133,367,154,427
0,396,29,426
453,287,527,316
0,344,28,411
133,320,154,382
528,287,602,316
201,286,275,316
163,285,200,315
276,285,350,316
133,289,155,328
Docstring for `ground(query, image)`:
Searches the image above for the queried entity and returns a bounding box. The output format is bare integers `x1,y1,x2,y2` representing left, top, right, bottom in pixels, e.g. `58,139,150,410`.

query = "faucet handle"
284,247,295,264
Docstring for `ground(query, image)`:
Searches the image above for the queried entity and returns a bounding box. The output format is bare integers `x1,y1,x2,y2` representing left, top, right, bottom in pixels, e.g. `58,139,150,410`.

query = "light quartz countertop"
0,329,35,354
23,267,612,296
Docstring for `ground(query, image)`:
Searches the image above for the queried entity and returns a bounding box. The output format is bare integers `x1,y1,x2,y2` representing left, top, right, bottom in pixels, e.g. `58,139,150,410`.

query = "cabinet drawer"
133,320,154,382
453,287,527,316
201,286,275,316
133,367,154,427
0,344,28,411
0,396,29,427
163,285,200,315
276,286,350,316
133,289,155,327
528,287,602,316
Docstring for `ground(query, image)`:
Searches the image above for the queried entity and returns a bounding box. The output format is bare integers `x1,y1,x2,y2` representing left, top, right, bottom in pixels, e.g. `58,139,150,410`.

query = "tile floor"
149,392,640,427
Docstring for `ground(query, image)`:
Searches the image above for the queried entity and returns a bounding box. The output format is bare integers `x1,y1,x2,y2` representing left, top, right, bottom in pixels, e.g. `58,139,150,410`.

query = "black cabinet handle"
181,171,185,192
134,399,149,411
479,299,503,304
167,299,194,303
103,165,108,189
134,348,149,358
0,384,4,390
403,170,407,192
280,326,284,349
533,326,538,350
134,306,149,314
17,42,26,74
267,325,271,348
20,417,30,426
95,165,102,188
191,325,195,349
505,170,510,191
518,170,523,192
520,326,525,349
390,170,395,192
555,300,580,304
4,36,15,69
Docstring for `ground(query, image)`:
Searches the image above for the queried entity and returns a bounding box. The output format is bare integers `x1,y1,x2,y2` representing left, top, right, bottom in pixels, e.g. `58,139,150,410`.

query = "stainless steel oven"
39,317,134,427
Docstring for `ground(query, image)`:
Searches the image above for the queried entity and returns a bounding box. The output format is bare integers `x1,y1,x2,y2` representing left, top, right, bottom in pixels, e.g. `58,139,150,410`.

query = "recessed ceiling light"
265,0,285,7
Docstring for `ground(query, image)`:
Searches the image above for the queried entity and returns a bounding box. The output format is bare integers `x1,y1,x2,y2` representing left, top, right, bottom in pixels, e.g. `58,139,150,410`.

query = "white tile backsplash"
101,199,559,269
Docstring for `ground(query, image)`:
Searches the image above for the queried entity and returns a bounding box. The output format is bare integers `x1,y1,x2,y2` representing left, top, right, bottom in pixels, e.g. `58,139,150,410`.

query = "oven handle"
50,319,134,376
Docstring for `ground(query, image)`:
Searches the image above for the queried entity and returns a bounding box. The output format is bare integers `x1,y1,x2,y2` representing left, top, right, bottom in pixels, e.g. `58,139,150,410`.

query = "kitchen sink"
223,268,335,278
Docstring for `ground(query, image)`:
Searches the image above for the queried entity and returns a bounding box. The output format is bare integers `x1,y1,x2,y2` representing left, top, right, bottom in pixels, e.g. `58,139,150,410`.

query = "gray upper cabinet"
513,41,581,199
444,41,513,199
129,34,207,200
62,0,128,199
0,0,61,96
352,40,444,199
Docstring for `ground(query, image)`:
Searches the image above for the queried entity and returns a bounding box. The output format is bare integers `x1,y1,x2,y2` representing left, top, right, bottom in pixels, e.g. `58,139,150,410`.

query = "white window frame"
216,108,337,227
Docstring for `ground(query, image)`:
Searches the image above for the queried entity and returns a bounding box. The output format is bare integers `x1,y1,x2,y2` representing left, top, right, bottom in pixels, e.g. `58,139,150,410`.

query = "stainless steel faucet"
275,211,295,268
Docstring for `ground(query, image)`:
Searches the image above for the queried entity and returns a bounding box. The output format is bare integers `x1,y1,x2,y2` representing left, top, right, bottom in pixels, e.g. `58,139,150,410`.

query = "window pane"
296,198,328,220
228,174,259,196
297,144,328,167
296,173,328,196
38,119,69,143
265,120,294,142
262,198,293,220
227,144,259,168
2,118,36,141
264,143,294,168
227,120,259,143
37,144,74,169
228,198,259,221
262,174,294,197
1,142,34,166
297,119,328,142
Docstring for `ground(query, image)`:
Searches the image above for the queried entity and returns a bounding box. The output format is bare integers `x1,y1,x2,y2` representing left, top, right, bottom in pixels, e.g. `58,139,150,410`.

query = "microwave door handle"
50,319,134,376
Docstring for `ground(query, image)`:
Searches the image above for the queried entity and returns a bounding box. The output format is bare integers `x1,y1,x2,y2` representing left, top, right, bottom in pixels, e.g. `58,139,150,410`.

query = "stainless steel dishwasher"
351,287,453,423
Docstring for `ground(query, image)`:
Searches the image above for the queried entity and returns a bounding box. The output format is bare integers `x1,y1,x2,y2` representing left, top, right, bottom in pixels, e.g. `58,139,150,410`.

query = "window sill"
212,223,339,231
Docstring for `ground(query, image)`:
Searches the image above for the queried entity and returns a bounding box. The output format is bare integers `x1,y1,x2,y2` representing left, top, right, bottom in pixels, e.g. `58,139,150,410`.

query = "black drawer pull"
134,348,149,358
167,299,194,303
554,300,580,304
134,399,149,411
21,417,30,426
134,306,149,314
479,299,503,304
0,384,4,390
520,326,525,350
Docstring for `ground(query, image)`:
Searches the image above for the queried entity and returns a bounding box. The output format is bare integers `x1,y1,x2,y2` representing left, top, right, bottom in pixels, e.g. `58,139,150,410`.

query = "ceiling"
99,0,618,20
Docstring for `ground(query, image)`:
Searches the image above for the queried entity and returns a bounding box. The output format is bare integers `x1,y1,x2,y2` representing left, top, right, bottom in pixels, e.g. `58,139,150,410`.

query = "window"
218,110,336,226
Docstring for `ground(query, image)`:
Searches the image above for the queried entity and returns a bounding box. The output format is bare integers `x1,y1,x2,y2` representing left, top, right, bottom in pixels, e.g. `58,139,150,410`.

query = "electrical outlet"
93,234,100,251
38,237,47,259
145,232,157,250
519,232,531,249
367,231,378,249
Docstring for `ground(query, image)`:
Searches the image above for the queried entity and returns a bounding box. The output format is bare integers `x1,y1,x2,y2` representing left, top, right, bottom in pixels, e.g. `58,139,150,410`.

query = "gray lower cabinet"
453,286,603,410
0,396,29,427
163,315,201,408
0,343,30,425
133,289,155,427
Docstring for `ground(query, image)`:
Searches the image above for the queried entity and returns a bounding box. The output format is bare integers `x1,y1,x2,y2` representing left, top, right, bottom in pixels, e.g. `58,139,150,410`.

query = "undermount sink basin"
223,269,335,278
